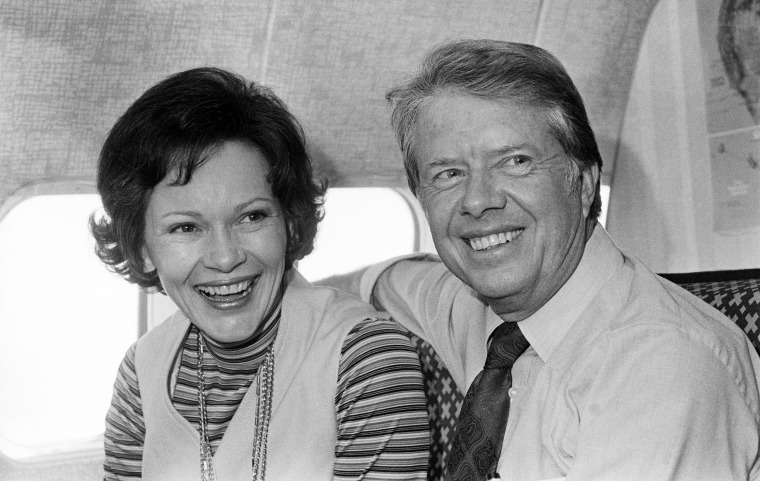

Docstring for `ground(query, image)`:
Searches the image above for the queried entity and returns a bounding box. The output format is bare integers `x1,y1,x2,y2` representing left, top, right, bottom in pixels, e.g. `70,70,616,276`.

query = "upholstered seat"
409,268,760,481
660,269,760,355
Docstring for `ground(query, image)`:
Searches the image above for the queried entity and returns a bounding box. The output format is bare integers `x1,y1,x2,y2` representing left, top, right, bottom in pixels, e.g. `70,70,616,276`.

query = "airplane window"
298,187,417,281
0,193,137,459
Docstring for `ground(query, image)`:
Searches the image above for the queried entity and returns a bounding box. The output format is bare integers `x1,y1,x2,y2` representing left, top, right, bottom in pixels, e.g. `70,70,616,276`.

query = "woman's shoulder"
285,270,380,326
340,317,417,362
134,310,189,364
344,317,413,343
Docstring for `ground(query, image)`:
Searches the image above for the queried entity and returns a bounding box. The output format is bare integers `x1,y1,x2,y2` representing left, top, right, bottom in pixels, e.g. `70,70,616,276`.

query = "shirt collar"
516,224,622,362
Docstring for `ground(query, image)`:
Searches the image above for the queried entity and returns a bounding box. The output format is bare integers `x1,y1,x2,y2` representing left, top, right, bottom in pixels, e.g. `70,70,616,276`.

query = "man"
324,39,760,480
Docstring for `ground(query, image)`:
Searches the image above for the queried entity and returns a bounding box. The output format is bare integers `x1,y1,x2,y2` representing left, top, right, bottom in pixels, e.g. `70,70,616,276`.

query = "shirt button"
508,387,518,398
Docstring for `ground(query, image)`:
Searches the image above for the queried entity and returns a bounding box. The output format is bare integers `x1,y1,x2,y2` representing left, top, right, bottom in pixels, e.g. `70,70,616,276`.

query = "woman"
91,67,429,480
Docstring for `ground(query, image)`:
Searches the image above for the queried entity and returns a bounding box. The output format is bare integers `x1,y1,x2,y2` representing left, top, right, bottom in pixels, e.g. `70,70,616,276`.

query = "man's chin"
460,271,534,309
467,278,523,302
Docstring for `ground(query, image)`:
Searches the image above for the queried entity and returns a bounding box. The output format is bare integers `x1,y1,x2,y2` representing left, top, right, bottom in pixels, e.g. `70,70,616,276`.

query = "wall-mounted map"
708,132,760,231
697,0,760,232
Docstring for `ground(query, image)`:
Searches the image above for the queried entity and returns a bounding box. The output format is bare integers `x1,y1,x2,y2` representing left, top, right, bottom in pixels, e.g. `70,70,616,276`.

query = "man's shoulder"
554,254,757,380
596,261,760,407
612,260,749,349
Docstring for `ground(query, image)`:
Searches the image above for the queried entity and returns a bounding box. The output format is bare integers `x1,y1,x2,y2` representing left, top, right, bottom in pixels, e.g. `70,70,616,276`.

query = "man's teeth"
197,280,252,297
469,229,523,251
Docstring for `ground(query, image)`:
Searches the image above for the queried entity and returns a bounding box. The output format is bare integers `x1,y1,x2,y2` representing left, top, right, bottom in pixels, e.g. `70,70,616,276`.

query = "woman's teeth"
197,280,253,298
468,229,524,251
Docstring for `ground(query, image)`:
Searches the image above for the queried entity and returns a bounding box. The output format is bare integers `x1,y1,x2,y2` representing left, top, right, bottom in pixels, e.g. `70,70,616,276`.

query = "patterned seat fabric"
407,334,464,481
661,270,760,356
408,268,760,480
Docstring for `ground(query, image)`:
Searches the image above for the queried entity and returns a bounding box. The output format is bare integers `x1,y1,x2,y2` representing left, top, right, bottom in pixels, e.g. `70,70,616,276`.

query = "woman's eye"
169,224,197,234
241,211,267,223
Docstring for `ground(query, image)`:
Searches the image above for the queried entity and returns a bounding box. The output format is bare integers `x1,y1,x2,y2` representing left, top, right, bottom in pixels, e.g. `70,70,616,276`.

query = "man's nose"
204,227,246,272
460,170,507,218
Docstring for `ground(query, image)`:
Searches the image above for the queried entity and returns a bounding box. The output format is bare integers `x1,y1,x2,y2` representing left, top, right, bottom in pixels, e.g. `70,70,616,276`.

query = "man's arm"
319,256,493,391
316,268,369,303
315,254,441,312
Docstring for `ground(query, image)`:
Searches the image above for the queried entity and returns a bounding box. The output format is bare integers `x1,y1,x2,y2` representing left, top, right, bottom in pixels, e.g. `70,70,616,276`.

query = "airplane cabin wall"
608,0,760,272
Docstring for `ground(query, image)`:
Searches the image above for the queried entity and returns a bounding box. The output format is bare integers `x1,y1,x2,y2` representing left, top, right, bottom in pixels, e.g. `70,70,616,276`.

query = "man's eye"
434,169,464,180
169,224,197,234
505,155,531,166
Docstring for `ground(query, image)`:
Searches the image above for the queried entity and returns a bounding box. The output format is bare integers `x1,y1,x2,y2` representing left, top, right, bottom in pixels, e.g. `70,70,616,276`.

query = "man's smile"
466,228,525,251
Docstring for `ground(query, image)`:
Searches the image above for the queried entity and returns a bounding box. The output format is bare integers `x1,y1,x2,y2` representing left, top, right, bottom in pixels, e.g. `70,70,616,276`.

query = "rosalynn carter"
91,67,430,481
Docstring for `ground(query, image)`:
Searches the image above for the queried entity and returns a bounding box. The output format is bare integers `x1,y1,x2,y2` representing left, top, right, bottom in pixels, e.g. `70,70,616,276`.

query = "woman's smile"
195,277,256,309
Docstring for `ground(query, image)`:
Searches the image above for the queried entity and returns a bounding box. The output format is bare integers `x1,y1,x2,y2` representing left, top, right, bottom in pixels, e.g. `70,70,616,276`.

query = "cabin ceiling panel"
262,0,542,186
0,0,658,207
535,0,659,185
0,0,274,205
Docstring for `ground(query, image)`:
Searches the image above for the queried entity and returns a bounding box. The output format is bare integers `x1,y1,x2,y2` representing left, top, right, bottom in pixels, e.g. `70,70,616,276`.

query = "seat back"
660,269,760,355
407,334,464,481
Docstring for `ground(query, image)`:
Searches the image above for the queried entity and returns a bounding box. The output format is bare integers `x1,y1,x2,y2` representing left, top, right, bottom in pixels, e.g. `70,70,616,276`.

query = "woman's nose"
204,227,246,272
460,170,506,218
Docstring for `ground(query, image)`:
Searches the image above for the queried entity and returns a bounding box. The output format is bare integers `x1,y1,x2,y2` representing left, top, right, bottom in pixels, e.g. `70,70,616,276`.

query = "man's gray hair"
386,39,603,221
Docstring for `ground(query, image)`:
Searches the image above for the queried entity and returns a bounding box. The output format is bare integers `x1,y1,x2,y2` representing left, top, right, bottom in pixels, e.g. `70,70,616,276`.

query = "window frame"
0,180,140,461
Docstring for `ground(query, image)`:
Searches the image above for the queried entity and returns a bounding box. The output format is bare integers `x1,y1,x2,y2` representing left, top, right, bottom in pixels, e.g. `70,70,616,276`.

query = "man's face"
414,93,597,320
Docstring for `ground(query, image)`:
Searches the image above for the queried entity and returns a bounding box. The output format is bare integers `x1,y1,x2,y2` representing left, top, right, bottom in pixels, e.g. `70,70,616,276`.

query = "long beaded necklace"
197,333,275,481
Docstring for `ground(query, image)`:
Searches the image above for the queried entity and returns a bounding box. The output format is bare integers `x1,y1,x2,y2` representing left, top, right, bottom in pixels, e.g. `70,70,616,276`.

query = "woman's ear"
286,218,298,245
142,246,155,272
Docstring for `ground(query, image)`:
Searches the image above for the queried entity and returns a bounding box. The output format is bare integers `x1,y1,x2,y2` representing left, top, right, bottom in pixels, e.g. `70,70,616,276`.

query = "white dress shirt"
360,225,760,480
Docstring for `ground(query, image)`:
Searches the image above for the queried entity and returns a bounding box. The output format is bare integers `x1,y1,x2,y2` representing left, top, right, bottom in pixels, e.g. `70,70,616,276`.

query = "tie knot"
484,322,529,370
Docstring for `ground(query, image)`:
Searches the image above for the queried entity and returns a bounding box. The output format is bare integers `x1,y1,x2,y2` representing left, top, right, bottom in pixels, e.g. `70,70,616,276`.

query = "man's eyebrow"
423,142,537,167
425,157,461,168
487,143,532,157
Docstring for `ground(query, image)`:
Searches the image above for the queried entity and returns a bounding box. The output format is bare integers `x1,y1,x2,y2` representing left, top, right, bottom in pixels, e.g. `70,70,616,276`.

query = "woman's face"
142,140,288,343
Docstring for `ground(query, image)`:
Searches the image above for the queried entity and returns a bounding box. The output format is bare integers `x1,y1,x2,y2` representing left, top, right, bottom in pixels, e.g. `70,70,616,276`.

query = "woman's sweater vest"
135,270,379,480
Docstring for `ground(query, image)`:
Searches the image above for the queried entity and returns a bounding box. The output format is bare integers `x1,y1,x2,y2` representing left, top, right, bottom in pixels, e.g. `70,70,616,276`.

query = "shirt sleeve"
564,323,760,481
103,343,145,480
367,255,456,337
369,256,502,389
333,318,430,480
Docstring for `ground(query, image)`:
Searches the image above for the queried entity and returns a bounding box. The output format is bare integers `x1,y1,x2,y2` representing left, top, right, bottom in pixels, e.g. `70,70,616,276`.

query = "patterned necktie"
446,322,530,480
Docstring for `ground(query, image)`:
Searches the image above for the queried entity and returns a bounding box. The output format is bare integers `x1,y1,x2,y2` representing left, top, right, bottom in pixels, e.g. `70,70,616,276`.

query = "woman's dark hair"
90,67,325,291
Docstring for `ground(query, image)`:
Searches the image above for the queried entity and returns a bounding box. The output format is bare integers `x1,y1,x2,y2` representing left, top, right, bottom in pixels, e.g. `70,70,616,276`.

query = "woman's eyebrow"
158,209,201,219
233,197,275,212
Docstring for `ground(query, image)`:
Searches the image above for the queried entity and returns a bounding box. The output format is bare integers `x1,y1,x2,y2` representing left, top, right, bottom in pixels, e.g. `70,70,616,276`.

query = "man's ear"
142,246,155,272
580,163,600,219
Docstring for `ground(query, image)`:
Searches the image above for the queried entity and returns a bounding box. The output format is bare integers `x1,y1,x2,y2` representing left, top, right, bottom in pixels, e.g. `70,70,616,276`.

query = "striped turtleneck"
104,301,430,480
171,304,281,453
